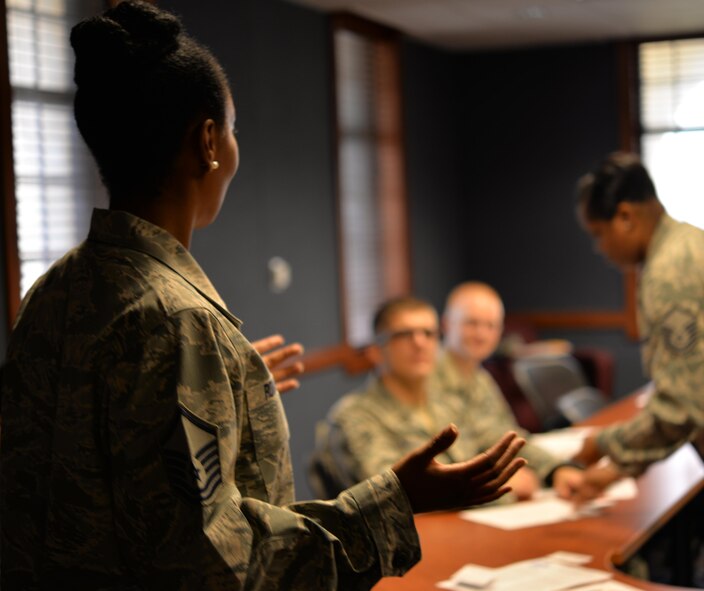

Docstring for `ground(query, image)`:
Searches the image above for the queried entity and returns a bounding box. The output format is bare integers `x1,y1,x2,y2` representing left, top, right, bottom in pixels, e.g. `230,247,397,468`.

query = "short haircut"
372,296,436,336
577,152,658,221
444,281,503,317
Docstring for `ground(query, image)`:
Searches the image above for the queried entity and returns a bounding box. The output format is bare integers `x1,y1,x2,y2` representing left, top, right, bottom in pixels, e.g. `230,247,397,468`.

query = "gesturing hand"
392,426,526,514
570,461,623,504
252,334,305,394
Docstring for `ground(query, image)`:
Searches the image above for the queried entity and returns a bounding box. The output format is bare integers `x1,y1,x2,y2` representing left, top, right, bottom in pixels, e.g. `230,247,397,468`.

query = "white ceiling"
286,0,704,50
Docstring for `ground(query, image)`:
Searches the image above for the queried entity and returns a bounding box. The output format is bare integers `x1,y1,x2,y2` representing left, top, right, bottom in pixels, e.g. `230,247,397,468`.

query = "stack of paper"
437,554,611,591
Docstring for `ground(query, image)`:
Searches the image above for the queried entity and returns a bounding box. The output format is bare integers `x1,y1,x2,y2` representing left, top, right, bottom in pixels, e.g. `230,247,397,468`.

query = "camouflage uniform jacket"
597,213,704,475
0,209,420,590
430,352,562,483
317,354,559,493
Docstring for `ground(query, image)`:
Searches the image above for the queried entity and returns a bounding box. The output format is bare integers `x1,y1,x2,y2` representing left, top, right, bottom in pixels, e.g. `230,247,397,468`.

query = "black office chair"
307,418,359,500
512,354,609,431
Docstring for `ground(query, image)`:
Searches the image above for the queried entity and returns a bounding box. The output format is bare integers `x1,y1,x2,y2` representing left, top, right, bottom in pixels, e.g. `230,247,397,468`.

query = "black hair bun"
71,1,182,86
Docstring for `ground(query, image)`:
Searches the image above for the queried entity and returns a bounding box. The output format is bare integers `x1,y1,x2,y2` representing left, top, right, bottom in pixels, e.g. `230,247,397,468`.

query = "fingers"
449,455,526,509
263,342,305,368
271,360,305,382
252,335,305,394
413,424,459,466
252,334,285,355
276,378,301,394
468,485,514,506
483,431,523,465
445,434,526,503
393,430,526,513
269,357,304,394
498,456,527,487
552,467,585,500
572,483,603,505
570,462,622,504
460,432,525,478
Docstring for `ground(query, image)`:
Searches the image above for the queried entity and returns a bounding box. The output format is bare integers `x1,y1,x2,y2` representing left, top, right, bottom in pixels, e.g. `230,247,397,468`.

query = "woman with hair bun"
0,2,524,589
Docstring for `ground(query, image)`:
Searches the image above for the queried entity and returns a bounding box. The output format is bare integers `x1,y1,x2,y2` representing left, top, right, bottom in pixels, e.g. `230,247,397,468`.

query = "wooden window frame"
333,13,412,346
302,13,411,374
0,0,20,332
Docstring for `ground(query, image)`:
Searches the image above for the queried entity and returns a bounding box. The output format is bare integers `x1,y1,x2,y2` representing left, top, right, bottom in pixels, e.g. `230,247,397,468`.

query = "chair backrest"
307,418,358,500
556,386,609,424
512,354,606,431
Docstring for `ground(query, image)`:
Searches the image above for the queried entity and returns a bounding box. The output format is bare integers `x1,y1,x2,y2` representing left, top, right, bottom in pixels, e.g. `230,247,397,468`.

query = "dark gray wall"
402,42,467,308
457,45,625,311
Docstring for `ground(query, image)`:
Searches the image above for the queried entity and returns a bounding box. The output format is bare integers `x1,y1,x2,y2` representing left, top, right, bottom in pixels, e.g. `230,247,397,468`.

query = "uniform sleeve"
105,309,420,590
324,397,413,484
461,372,560,482
598,280,704,476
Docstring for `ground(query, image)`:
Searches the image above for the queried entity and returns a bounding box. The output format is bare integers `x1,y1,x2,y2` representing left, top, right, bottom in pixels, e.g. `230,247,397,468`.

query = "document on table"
529,427,593,460
437,556,612,591
459,480,638,530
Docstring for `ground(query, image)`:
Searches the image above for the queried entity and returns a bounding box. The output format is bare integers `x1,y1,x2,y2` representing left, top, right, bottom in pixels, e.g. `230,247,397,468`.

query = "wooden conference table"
374,386,704,591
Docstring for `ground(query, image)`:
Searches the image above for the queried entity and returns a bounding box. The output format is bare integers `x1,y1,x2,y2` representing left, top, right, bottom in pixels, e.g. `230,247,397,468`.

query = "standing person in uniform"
572,152,704,499
0,3,526,589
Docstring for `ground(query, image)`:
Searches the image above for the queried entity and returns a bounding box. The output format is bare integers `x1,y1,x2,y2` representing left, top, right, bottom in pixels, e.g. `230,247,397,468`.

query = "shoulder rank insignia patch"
662,306,698,354
179,406,222,505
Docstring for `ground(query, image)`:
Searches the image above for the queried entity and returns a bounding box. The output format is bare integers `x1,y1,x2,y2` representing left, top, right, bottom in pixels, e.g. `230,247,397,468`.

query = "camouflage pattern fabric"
0,208,420,590
314,353,560,498
597,214,704,475
431,352,562,482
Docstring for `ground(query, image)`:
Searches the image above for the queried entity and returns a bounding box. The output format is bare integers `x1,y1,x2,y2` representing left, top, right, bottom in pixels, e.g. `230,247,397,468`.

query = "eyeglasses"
379,328,440,344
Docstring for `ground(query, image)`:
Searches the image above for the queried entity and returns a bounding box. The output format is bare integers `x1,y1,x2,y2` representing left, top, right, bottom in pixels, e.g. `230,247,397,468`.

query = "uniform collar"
435,349,478,391
87,208,242,328
366,374,428,412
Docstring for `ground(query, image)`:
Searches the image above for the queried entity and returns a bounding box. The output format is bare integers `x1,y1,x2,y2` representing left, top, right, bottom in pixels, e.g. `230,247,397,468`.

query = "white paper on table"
529,427,593,460
436,564,495,588
437,558,611,591
600,478,638,501
460,497,576,529
546,551,592,566
460,480,637,530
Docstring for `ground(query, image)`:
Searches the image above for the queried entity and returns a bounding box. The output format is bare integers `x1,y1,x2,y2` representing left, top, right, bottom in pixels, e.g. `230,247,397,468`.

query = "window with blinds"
334,20,410,347
640,38,704,230
6,0,105,297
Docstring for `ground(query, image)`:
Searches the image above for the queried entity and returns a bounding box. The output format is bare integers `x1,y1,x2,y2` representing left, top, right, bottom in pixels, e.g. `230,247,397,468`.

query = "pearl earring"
210,160,220,171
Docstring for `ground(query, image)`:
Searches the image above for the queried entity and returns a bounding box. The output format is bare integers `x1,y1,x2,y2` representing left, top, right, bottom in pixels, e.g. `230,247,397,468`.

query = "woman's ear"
197,118,218,172
615,201,636,231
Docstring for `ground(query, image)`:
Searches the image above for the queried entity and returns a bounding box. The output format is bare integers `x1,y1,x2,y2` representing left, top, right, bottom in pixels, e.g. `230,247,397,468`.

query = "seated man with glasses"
310,295,580,499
